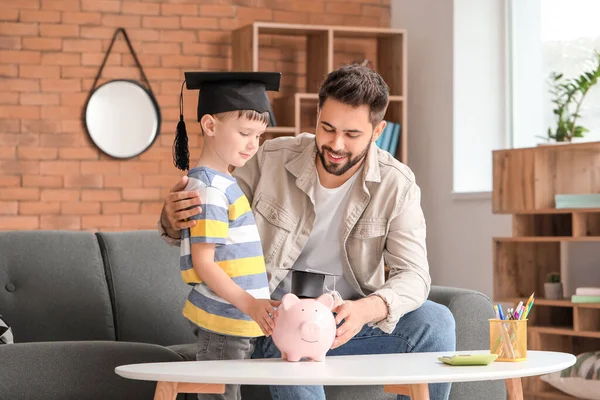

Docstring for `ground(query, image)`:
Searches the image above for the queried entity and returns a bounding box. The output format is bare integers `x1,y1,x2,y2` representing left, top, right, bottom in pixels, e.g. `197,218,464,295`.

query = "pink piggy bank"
272,293,336,362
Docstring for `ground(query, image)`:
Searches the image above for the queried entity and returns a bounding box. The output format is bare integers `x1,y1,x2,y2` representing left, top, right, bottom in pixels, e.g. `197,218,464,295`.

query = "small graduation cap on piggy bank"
272,269,341,362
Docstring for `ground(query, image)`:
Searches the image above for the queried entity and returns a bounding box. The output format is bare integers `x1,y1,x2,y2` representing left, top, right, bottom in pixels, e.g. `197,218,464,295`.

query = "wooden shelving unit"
492,142,600,400
231,22,408,164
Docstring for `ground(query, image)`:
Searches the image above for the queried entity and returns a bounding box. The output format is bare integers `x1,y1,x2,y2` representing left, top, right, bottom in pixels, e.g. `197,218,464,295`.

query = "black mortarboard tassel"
173,80,190,171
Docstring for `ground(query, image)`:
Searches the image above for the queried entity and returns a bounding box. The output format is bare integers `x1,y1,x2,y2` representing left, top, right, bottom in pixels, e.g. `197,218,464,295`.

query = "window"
509,0,600,149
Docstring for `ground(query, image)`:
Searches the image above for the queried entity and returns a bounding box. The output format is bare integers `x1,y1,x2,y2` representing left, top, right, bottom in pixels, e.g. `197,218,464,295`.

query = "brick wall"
0,0,390,232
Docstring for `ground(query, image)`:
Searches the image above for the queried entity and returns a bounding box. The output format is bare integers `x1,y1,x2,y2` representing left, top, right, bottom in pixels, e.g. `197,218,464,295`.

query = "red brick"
325,2,361,14
40,189,80,201
122,214,157,229
41,79,81,92
161,55,200,68
0,187,39,200
140,202,163,214
81,0,120,12
41,215,81,230
0,93,18,104
40,23,79,38
0,22,38,36
0,134,38,147
59,93,87,107
81,52,120,66
0,78,39,92
0,216,39,230
81,189,121,202
20,93,60,106
104,175,143,188
0,146,15,159
81,161,120,175
127,28,160,41
0,65,18,77
102,14,141,28
0,9,19,21
196,30,230,44
82,215,120,228
0,105,40,119
63,39,102,52
0,201,18,215
61,120,84,134
99,66,141,80
0,50,41,64
121,161,160,174
40,106,76,120
122,188,160,201
39,161,80,175
201,57,228,70
200,5,235,17
22,175,62,188
142,16,179,29
0,176,20,187
123,2,159,15
21,119,62,134
22,37,62,51
141,41,180,55
42,0,80,12
20,10,61,22
272,10,310,23
0,37,21,50
161,3,197,16
58,147,99,160
237,7,272,21
1,0,39,10
139,146,173,161
160,30,197,43
218,18,254,31
181,17,220,30
40,52,80,66
17,147,58,160
20,201,61,215
64,174,103,188
62,11,102,25
61,66,96,78
40,134,82,147
20,65,60,79
61,202,101,215
102,201,140,214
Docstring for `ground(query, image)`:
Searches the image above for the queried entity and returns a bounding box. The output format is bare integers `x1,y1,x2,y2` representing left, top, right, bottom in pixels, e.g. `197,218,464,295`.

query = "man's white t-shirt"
284,167,363,300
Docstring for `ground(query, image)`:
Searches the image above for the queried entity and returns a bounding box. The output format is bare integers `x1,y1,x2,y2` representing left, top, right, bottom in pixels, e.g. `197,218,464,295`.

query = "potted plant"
543,50,600,143
544,272,563,300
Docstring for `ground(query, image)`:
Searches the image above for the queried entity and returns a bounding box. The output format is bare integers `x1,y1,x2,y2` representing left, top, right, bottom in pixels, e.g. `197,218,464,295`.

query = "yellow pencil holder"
489,319,527,362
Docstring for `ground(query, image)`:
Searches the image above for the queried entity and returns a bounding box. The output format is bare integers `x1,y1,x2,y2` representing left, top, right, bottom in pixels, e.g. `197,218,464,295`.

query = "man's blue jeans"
252,300,456,400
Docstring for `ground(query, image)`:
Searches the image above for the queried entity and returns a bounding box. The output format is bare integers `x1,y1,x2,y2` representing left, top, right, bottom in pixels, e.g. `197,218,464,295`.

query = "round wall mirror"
84,80,161,159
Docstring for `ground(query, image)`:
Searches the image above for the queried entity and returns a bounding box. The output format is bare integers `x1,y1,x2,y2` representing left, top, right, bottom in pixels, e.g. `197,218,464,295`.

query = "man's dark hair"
318,64,390,126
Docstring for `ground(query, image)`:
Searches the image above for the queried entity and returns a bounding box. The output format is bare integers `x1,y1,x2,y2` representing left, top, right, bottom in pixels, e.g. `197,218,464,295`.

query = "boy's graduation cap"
289,269,340,299
173,71,282,171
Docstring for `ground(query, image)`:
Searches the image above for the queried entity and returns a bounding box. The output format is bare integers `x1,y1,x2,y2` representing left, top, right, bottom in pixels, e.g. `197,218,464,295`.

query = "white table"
115,350,575,400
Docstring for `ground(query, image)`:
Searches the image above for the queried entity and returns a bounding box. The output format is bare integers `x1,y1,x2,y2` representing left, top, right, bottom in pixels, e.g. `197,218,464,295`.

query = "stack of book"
375,121,401,156
555,194,600,209
571,287,600,303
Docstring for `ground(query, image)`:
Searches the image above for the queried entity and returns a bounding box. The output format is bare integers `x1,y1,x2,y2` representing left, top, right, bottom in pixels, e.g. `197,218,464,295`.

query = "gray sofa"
0,230,505,400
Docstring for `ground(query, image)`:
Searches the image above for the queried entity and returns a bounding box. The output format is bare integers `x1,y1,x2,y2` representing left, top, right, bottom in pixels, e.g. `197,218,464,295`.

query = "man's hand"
161,176,202,235
331,296,388,349
245,299,281,337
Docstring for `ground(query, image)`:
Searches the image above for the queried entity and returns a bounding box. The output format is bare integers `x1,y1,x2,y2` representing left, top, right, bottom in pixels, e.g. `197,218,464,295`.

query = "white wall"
391,0,511,297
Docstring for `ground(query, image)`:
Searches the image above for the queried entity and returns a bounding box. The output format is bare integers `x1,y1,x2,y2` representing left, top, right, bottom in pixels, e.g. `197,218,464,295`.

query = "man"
159,64,456,400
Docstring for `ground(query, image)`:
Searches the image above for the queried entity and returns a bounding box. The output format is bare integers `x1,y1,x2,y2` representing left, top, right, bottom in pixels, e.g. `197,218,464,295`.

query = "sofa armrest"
0,341,186,400
428,285,506,400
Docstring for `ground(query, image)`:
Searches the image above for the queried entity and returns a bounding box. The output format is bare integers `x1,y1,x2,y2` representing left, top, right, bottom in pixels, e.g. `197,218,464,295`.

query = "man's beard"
317,142,371,176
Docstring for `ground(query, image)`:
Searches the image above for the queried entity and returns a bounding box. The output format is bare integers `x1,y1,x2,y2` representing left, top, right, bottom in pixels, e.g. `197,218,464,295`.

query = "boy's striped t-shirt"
180,166,270,337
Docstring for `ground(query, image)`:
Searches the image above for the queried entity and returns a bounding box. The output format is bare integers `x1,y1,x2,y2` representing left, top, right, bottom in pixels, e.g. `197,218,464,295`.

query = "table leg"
505,378,524,400
153,381,225,400
384,384,430,399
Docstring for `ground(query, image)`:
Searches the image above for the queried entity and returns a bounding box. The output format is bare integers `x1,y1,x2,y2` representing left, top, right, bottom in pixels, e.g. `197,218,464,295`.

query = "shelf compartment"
493,241,561,300
573,211,600,237
513,213,572,237
574,307,600,332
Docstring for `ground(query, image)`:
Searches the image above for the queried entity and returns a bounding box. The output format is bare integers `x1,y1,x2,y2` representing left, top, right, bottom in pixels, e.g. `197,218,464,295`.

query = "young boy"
173,72,281,400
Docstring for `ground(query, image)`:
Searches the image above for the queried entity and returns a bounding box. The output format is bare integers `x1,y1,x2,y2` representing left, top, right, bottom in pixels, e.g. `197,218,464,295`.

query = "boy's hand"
246,299,280,337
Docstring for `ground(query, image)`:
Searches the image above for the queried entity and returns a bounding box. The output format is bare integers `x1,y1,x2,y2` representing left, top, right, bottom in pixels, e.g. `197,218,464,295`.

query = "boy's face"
315,98,385,177
209,115,266,168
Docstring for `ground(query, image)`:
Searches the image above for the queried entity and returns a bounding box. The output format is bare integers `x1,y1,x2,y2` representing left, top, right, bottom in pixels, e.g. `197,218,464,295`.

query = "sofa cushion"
96,231,196,346
0,231,115,342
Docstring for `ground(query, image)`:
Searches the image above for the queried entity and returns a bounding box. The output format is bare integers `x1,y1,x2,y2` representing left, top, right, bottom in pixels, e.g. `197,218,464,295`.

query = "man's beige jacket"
160,134,430,334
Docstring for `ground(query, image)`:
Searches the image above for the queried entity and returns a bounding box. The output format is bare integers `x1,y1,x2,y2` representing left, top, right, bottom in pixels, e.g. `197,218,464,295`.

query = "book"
571,295,600,303
388,123,401,156
381,122,395,153
376,122,391,149
575,287,600,296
